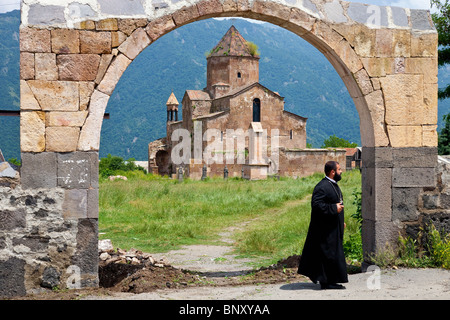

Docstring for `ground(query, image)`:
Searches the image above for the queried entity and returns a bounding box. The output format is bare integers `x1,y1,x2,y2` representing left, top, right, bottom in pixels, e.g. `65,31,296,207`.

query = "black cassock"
297,177,348,285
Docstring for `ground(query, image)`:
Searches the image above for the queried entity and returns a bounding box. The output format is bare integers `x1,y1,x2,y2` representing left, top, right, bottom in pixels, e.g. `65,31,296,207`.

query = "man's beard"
334,172,342,182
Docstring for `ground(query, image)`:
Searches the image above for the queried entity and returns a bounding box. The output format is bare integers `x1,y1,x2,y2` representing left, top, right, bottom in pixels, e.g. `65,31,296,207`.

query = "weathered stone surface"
46,127,80,152
111,31,127,48
20,52,35,80
72,219,98,276
145,15,176,41
391,147,438,168
57,54,101,81
0,208,26,230
51,29,80,54
288,6,316,35
423,125,438,147
118,28,151,60
411,32,438,57
20,111,45,152
58,152,91,189
78,90,110,151
97,54,131,96
380,74,428,126
34,53,58,80
20,27,51,53
80,31,112,54
28,4,66,26
79,81,96,110
197,0,224,17
28,80,79,111
411,9,434,31
94,54,114,85
63,189,87,219
87,188,99,219
20,152,57,189
392,187,421,221
392,167,436,188
387,125,423,148
46,111,88,127
118,19,148,36
96,19,118,31
323,0,347,23
364,90,389,147
362,219,401,256
172,5,200,26
41,266,60,289
361,57,394,77
20,80,41,110
361,167,392,221
0,257,26,298
405,58,438,84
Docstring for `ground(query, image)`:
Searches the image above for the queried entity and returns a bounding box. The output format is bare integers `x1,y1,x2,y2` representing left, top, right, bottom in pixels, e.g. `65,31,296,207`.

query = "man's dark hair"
324,161,339,176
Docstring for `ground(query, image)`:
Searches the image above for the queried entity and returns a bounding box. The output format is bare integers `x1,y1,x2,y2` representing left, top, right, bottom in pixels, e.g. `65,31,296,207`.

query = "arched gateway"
1,0,440,296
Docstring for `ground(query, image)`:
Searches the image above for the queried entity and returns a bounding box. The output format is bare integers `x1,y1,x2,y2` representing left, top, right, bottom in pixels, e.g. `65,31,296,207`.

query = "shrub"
99,154,146,178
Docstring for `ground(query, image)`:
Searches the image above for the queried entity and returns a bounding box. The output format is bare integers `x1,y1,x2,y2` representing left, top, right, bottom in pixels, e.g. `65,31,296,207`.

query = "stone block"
20,152,57,189
79,82,96,111
46,111,88,127
20,80,41,110
118,19,148,36
78,90,110,151
76,20,96,30
392,29,411,58
20,27,51,53
72,219,98,276
20,52,35,80
361,57,394,77
46,127,80,152
361,167,392,221
392,167,436,188
97,54,131,96
411,9,434,31
96,19,118,31
288,7,316,34
51,29,80,54
172,5,200,26
405,58,438,84
34,53,58,80
392,187,421,221
197,0,224,17
28,4,66,26
20,111,45,152
98,0,145,15
63,189,87,219
0,208,26,230
80,31,112,54
362,219,401,257
411,32,438,57
111,31,127,48
387,125,423,148
380,74,427,126
391,147,438,168
364,90,389,147
94,54,114,85
89,152,99,189
27,80,79,111
423,125,438,147
0,257,26,298
58,152,91,189
118,28,151,60
145,15,176,41
87,188,99,218
57,54,101,81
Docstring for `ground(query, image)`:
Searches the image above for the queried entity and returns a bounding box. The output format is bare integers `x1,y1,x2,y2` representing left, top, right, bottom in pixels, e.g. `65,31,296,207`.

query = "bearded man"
297,161,348,290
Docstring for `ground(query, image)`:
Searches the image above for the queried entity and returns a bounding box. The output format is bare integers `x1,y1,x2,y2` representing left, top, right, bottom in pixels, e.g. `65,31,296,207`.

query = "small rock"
100,252,110,261
98,239,114,252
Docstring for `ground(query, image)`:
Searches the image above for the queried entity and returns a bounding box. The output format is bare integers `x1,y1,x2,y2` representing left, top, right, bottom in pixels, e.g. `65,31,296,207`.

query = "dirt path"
149,197,310,274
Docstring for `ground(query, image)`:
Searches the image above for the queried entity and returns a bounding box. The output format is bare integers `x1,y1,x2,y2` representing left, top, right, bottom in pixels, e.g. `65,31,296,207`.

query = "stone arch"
10,0,439,296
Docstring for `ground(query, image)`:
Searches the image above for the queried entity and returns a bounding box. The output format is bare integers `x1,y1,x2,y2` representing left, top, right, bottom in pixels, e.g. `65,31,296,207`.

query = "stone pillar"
361,147,438,264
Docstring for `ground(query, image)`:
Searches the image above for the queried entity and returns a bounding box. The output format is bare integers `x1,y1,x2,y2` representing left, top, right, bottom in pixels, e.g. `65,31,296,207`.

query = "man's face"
333,164,342,182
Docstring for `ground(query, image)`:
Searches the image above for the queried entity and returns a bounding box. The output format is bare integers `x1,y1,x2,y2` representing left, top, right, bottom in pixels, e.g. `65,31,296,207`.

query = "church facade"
148,26,345,179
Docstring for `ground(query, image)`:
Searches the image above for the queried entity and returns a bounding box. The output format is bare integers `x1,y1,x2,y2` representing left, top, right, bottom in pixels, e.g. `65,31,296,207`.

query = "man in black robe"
298,161,348,289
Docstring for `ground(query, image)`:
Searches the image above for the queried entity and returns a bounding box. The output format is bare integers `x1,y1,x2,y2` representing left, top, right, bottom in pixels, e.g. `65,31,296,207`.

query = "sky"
0,0,434,14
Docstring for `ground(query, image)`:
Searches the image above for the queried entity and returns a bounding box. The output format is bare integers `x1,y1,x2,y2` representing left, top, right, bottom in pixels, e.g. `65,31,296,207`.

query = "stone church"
148,26,345,179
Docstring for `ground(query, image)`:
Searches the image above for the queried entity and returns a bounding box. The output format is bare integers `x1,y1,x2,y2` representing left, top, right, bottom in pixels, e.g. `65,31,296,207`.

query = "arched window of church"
237,72,241,78
290,129,293,140
253,98,261,122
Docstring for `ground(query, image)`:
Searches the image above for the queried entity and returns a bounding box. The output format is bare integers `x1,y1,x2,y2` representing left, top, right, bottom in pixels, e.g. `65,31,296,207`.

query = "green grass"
99,170,362,266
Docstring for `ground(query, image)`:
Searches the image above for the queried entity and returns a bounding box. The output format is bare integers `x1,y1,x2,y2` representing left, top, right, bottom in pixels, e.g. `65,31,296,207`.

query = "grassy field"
99,170,362,266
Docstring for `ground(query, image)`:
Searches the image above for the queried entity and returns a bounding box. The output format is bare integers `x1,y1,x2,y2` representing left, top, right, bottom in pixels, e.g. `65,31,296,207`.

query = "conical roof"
207,25,258,58
166,92,179,106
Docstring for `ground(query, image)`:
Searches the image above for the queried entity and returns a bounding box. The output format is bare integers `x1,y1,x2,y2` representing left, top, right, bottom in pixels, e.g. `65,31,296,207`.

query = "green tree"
438,113,450,154
321,134,358,148
431,0,450,99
